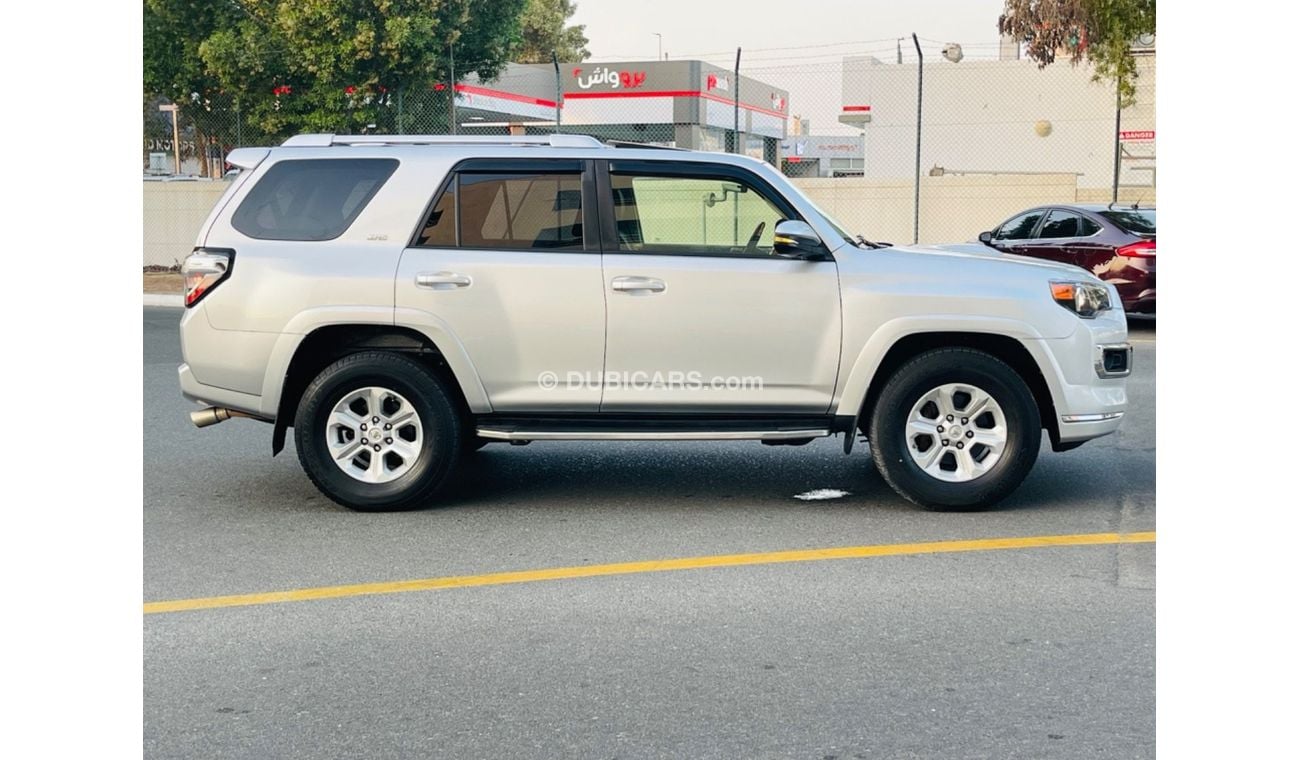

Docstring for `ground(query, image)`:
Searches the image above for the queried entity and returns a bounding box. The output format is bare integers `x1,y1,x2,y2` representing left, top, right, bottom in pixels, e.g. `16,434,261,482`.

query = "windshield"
1100,209,1156,236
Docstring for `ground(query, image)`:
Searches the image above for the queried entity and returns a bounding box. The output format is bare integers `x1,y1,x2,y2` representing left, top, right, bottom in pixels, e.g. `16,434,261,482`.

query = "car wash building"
449,61,790,163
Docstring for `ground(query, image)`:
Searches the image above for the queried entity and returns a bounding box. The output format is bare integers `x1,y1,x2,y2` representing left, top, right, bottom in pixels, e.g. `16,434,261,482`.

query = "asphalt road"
144,307,1156,759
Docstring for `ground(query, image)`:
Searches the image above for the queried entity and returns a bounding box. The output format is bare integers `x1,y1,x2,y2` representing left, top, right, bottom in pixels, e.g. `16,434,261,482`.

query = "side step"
476,415,836,442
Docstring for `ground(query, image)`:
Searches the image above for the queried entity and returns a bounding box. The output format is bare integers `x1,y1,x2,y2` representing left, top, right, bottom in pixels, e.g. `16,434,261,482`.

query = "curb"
144,293,184,308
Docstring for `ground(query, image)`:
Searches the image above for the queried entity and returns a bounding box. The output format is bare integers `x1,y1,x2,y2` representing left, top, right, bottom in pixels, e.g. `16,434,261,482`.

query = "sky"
569,0,1011,136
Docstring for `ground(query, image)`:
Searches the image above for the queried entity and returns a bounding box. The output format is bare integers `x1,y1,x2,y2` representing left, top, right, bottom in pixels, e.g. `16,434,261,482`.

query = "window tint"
1079,216,1102,236
232,159,397,241
610,173,788,255
993,211,1044,240
456,172,583,250
416,182,456,247
1100,209,1156,235
1038,210,1080,239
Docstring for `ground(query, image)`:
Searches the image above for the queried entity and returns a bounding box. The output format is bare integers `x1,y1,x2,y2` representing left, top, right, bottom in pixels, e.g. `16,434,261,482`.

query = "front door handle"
611,276,666,294
416,271,472,290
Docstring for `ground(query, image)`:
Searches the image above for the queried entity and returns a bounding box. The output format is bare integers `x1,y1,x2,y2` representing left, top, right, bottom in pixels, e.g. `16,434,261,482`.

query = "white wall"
842,55,1156,190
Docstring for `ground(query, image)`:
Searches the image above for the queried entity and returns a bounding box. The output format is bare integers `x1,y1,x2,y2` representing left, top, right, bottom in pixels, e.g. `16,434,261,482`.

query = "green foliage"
144,0,527,143
998,0,1155,102
514,0,590,64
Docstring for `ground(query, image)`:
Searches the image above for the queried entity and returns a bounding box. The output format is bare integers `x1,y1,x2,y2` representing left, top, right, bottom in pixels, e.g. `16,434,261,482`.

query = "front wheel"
868,348,1040,510
294,351,463,511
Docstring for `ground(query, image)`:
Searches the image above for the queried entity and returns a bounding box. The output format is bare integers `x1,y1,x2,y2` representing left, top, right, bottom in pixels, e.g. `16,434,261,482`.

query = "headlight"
1049,281,1111,318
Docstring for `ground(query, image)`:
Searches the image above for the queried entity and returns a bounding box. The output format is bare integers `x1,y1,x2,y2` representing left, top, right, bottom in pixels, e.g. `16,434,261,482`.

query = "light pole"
158,103,180,175
653,33,663,60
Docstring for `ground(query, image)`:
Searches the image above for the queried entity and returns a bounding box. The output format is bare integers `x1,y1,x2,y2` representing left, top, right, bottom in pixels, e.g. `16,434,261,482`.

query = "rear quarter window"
232,158,398,241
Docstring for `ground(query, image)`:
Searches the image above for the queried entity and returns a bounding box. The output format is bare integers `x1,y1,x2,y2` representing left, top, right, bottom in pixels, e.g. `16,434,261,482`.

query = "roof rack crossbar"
281,133,603,148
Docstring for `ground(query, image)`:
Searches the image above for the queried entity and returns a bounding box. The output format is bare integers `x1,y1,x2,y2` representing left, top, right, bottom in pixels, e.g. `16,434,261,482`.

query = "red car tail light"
181,249,233,307
1117,239,1156,258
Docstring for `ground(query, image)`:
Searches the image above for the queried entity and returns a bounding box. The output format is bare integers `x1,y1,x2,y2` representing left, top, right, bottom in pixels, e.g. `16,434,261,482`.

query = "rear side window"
1100,209,1156,235
232,159,398,241
1037,210,1080,239
417,171,584,250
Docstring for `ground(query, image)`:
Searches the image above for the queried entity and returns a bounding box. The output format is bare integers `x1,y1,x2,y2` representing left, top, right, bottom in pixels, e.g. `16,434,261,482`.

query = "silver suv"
178,133,1130,512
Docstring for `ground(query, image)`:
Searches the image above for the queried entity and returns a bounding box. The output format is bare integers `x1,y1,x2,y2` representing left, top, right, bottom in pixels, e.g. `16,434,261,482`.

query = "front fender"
831,314,1049,418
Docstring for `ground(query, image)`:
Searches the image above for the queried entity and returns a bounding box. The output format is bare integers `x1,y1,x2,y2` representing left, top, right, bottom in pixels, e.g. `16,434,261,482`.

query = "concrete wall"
791,173,1080,245
143,172,1151,267
143,180,231,267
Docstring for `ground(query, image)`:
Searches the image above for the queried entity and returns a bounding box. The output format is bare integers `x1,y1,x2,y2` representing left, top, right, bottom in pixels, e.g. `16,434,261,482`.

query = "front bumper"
1026,306,1130,445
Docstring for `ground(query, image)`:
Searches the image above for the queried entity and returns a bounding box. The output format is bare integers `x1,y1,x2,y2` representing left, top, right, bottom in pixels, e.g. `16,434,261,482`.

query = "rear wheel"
294,351,462,511
868,348,1040,510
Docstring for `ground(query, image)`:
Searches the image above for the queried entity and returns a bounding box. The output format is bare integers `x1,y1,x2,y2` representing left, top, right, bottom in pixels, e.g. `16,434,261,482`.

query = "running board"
475,415,836,442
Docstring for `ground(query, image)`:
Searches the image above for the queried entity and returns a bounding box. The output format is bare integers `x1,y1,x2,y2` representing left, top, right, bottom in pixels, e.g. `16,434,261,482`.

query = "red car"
979,204,1156,315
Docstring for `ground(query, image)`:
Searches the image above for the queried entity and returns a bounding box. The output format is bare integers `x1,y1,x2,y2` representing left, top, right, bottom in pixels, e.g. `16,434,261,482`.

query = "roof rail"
604,140,686,151
280,133,604,148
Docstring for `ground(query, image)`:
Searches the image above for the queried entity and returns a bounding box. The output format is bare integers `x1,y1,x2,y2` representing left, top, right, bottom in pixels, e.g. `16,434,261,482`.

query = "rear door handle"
611,276,665,293
416,271,472,289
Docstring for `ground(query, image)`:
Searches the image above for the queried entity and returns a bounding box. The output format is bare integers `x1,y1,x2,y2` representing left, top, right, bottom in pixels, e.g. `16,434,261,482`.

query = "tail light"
1117,239,1156,258
181,249,233,307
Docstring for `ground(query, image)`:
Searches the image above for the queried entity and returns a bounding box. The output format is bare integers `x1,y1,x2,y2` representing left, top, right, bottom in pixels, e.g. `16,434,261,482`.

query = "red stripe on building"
563,89,788,119
454,83,557,109
842,105,872,112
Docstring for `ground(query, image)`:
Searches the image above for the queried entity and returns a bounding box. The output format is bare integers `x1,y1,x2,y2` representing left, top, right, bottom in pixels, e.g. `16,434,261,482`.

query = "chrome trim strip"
1060,412,1125,423
476,427,832,441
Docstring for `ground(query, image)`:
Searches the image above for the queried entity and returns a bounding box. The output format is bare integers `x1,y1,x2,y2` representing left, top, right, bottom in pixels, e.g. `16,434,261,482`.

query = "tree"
998,0,1155,101
514,0,590,64
144,0,528,145
144,0,245,174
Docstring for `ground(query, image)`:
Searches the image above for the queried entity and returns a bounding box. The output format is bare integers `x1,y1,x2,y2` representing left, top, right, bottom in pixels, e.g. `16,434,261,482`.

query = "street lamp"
653,33,663,60
158,103,180,175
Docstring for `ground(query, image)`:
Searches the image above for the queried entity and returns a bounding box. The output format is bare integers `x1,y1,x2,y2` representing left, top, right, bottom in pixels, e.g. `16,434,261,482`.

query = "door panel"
600,254,841,412
397,250,606,410
396,163,606,411
1022,209,1079,265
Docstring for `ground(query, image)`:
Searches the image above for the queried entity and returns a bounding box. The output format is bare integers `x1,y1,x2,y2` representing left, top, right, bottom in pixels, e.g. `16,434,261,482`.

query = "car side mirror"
978,231,993,244
773,220,825,259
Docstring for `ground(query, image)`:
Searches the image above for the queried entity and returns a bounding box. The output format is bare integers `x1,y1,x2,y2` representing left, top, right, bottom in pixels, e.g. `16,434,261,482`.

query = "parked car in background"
978,204,1156,315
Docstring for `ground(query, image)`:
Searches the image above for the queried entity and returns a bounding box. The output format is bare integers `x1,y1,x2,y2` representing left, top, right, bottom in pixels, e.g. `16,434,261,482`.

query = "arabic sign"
571,66,647,90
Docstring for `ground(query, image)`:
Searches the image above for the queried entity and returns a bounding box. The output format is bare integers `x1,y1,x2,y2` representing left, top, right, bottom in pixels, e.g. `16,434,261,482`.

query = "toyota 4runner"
178,133,1130,511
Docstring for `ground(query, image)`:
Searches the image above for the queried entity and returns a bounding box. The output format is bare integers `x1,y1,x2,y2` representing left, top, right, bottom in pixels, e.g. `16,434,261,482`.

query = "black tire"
868,348,1040,511
294,351,463,511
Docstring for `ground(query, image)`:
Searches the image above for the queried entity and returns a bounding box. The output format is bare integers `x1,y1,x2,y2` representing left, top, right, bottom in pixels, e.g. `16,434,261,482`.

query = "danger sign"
1120,130,1155,141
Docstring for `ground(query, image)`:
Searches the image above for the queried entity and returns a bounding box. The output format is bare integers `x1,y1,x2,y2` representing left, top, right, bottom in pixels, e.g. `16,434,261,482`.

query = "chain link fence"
144,41,1155,266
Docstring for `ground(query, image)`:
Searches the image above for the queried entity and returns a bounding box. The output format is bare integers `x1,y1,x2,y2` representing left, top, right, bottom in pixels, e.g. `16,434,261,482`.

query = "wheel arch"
267,321,489,455
846,330,1060,449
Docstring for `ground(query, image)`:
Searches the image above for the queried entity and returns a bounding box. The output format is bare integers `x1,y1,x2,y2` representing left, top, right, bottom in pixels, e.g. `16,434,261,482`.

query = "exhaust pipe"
190,407,255,428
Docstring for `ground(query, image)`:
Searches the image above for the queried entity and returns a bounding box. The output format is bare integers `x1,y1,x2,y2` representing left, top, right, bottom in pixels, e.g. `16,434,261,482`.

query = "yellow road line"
144,531,1154,615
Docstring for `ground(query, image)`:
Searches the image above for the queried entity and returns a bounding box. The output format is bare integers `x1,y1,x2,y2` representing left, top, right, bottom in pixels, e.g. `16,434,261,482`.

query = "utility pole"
911,33,923,245
654,33,663,60
159,103,180,175
733,48,741,154
448,43,457,135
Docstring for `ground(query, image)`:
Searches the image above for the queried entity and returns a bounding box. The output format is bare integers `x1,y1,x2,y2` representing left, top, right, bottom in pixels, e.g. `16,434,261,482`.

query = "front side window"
417,171,584,250
994,210,1045,241
611,171,789,256
232,159,398,241
1038,210,1081,239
